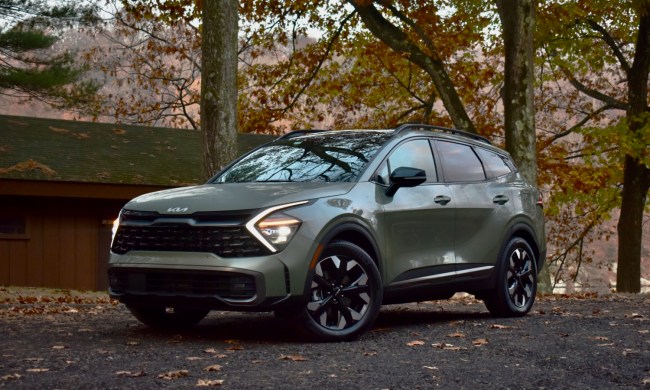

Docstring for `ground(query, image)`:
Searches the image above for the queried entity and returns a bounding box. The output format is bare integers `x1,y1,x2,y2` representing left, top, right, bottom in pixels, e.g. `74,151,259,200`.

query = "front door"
376,139,456,287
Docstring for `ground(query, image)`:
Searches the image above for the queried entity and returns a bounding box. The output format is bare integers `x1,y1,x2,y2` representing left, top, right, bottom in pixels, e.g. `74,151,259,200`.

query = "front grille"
109,269,256,300
121,209,257,224
112,223,268,257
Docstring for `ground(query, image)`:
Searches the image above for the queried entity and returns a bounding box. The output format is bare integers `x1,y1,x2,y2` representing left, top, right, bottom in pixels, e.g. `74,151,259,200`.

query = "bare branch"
279,11,355,115
559,65,628,110
542,103,614,146
584,18,632,75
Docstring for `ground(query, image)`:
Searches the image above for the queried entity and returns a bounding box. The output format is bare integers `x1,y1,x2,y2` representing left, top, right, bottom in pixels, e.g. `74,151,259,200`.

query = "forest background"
0,0,648,293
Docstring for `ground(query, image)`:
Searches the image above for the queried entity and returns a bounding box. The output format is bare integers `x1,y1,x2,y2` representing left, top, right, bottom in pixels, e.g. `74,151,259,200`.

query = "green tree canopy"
0,0,100,108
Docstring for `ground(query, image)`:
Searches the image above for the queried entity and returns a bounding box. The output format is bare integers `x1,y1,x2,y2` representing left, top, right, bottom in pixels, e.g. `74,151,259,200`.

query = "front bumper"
107,232,315,311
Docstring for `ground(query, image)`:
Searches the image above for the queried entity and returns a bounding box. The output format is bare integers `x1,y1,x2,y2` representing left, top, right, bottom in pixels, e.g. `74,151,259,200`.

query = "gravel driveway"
1,289,649,389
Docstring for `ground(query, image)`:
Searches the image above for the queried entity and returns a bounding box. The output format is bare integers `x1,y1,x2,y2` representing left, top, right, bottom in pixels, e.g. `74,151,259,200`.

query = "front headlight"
246,201,308,252
110,211,122,248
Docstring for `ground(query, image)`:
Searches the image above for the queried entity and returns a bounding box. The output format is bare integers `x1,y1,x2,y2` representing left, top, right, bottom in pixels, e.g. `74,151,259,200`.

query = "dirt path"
1,288,649,389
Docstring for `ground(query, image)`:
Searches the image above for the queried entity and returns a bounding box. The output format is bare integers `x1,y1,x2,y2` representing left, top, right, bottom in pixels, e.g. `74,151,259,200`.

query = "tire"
297,241,382,341
484,237,537,317
127,306,209,329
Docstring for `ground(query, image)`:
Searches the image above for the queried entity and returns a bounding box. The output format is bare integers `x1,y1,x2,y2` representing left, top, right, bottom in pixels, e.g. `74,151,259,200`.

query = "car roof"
276,125,508,155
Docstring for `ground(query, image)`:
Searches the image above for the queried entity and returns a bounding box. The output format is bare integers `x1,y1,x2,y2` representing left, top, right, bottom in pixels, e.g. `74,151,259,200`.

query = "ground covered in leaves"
0,287,648,389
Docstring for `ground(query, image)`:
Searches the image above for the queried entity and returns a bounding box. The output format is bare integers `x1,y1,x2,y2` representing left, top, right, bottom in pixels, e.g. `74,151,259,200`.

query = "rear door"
433,140,514,277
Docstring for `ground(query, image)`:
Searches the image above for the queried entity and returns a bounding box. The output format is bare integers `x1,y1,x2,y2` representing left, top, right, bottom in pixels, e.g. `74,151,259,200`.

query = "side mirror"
385,167,427,197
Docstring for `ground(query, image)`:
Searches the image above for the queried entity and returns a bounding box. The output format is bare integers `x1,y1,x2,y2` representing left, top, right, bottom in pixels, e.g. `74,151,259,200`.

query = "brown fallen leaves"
203,348,228,358
0,159,56,176
406,340,426,347
196,379,224,387
489,324,513,330
204,364,222,372
1,373,21,381
0,289,119,319
157,370,189,380
224,340,244,351
409,328,491,349
25,368,49,373
472,338,489,346
280,354,308,362
115,370,146,377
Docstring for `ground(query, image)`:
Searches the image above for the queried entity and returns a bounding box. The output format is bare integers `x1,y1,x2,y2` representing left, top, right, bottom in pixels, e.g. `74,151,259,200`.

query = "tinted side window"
476,148,512,178
436,140,486,182
387,139,437,182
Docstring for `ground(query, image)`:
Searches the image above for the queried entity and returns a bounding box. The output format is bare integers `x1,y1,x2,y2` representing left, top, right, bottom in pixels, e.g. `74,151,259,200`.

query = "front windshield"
213,131,391,183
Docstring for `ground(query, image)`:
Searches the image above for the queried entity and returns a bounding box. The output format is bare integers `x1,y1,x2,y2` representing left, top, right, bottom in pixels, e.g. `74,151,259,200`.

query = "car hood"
124,182,356,213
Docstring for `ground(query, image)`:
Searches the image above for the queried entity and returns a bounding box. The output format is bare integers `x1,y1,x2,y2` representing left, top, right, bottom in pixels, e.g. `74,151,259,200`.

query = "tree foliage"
87,0,503,135
81,0,649,291
535,0,650,292
0,0,100,108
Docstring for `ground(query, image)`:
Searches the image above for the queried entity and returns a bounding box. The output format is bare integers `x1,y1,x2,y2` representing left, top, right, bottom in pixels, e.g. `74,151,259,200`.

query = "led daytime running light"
258,217,301,228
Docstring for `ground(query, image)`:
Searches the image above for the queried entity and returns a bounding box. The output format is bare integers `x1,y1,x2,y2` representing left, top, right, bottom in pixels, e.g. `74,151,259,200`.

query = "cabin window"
0,216,26,237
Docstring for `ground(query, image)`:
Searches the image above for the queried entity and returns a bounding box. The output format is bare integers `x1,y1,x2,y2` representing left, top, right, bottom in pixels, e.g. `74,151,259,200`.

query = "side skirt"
382,264,495,305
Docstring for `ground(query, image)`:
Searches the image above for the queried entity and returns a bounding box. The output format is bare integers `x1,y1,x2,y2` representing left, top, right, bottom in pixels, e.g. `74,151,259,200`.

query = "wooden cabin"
0,115,273,291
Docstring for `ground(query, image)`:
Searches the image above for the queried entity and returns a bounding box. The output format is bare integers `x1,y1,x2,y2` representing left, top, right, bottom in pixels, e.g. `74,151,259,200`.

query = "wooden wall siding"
0,196,123,291
0,238,29,286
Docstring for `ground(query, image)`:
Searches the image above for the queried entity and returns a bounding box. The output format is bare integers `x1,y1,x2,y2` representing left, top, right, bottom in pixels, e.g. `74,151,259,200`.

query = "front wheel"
127,306,209,329
484,237,537,317
297,241,382,341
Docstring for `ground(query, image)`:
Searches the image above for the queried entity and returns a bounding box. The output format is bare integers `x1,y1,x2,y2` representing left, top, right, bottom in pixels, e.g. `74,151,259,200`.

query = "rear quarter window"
475,148,513,178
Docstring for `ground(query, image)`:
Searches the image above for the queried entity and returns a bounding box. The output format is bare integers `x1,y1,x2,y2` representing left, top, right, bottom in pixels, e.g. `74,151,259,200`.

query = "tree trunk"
495,0,551,292
617,158,650,292
200,0,239,181
495,0,537,186
617,3,650,293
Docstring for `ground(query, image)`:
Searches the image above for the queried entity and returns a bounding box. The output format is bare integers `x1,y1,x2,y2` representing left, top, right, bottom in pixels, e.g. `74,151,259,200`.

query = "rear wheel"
127,306,209,329
484,237,537,317
297,241,382,341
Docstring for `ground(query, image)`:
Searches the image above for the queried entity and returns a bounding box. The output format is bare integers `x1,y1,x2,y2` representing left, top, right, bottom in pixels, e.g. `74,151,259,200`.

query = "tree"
0,0,99,108
536,0,649,292
200,0,239,180
617,0,650,292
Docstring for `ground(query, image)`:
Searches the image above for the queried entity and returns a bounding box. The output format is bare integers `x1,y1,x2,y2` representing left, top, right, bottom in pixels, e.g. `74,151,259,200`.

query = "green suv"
109,124,546,341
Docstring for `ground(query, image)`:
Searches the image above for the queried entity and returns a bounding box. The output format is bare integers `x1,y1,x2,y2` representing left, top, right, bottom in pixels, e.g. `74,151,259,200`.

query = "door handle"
434,195,451,205
493,195,509,205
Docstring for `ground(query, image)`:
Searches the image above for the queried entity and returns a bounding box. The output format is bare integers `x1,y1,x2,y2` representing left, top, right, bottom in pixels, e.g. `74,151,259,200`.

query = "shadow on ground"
116,303,492,343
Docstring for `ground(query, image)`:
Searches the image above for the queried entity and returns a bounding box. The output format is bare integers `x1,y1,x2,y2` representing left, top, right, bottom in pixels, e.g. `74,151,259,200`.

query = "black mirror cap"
385,167,427,197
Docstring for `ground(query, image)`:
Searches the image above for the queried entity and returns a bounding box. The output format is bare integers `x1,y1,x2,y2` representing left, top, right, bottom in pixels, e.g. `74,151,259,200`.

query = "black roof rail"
276,129,327,140
394,123,492,145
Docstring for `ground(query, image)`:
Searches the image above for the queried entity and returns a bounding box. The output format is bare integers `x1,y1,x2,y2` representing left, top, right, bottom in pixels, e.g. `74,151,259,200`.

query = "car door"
375,138,456,288
433,140,514,277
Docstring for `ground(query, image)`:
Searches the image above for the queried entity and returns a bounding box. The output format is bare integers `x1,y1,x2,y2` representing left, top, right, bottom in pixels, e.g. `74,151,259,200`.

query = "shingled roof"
0,115,275,186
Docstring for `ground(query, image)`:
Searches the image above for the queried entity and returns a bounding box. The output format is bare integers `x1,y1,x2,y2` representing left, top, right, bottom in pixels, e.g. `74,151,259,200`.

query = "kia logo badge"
167,207,189,213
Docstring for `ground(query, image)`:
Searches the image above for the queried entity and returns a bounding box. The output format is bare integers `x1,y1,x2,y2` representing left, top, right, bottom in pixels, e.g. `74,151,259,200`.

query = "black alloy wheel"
484,237,537,317
299,240,382,341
